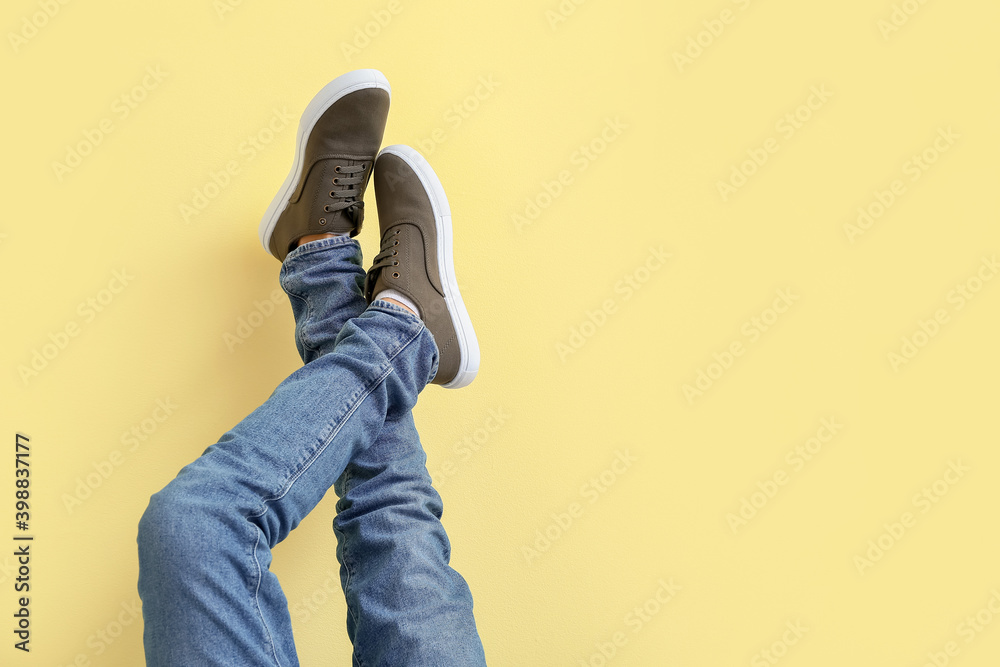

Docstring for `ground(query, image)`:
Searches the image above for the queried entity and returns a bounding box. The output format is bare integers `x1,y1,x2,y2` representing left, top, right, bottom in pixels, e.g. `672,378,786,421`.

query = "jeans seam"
252,319,424,509
245,321,426,667
337,468,366,667
251,527,285,666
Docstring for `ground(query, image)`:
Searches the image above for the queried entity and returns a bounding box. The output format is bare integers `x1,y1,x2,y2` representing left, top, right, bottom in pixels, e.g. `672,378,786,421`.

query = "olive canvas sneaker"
259,69,391,261
364,145,480,389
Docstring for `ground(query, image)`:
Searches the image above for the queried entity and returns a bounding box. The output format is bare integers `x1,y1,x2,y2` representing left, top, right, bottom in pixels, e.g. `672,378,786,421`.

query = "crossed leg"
137,236,485,666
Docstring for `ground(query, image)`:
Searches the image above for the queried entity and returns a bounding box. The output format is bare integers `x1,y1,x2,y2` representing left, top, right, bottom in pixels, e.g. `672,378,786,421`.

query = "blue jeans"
137,235,487,666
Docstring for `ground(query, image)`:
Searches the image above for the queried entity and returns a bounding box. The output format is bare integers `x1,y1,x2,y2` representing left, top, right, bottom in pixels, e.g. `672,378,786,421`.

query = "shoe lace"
326,163,367,222
364,228,402,300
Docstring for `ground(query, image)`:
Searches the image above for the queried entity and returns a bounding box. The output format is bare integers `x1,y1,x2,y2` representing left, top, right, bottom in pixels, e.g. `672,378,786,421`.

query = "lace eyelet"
393,261,399,266
323,205,330,212
319,218,327,225
334,166,341,173
333,178,340,185
392,272,400,279
393,240,399,246
330,191,336,197
392,250,397,256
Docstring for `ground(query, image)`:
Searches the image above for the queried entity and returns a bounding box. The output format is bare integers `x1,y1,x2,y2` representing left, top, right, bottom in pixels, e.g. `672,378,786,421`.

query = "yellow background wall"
3,0,999,664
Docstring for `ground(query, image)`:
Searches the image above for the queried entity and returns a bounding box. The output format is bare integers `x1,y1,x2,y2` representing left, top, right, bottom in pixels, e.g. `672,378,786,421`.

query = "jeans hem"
282,234,357,265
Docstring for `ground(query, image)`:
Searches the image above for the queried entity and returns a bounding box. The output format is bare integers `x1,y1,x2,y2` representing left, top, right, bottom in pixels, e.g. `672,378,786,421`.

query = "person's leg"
283,236,486,664
136,283,437,666
138,68,395,666
334,411,487,666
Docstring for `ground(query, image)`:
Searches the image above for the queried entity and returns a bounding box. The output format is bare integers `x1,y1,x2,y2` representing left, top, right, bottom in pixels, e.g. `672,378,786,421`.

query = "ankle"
377,290,421,318
382,298,417,316
297,233,344,248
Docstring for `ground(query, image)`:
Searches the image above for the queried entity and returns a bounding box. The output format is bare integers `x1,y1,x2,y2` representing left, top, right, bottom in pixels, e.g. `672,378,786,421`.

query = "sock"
376,289,420,318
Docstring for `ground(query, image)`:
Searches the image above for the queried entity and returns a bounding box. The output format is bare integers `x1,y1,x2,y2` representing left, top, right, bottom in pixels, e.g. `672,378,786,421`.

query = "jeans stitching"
245,321,425,666
283,235,357,264
250,527,286,666
250,320,424,514
336,468,365,667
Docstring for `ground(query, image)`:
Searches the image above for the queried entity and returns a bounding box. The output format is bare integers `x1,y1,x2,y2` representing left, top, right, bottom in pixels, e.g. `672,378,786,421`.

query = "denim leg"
136,299,437,667
279,235,369,363
334,410,488,666
284,238,487,664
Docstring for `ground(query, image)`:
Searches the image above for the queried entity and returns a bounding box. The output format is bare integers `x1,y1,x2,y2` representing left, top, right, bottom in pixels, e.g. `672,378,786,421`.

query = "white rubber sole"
258,69,391,256
378,145,480,389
